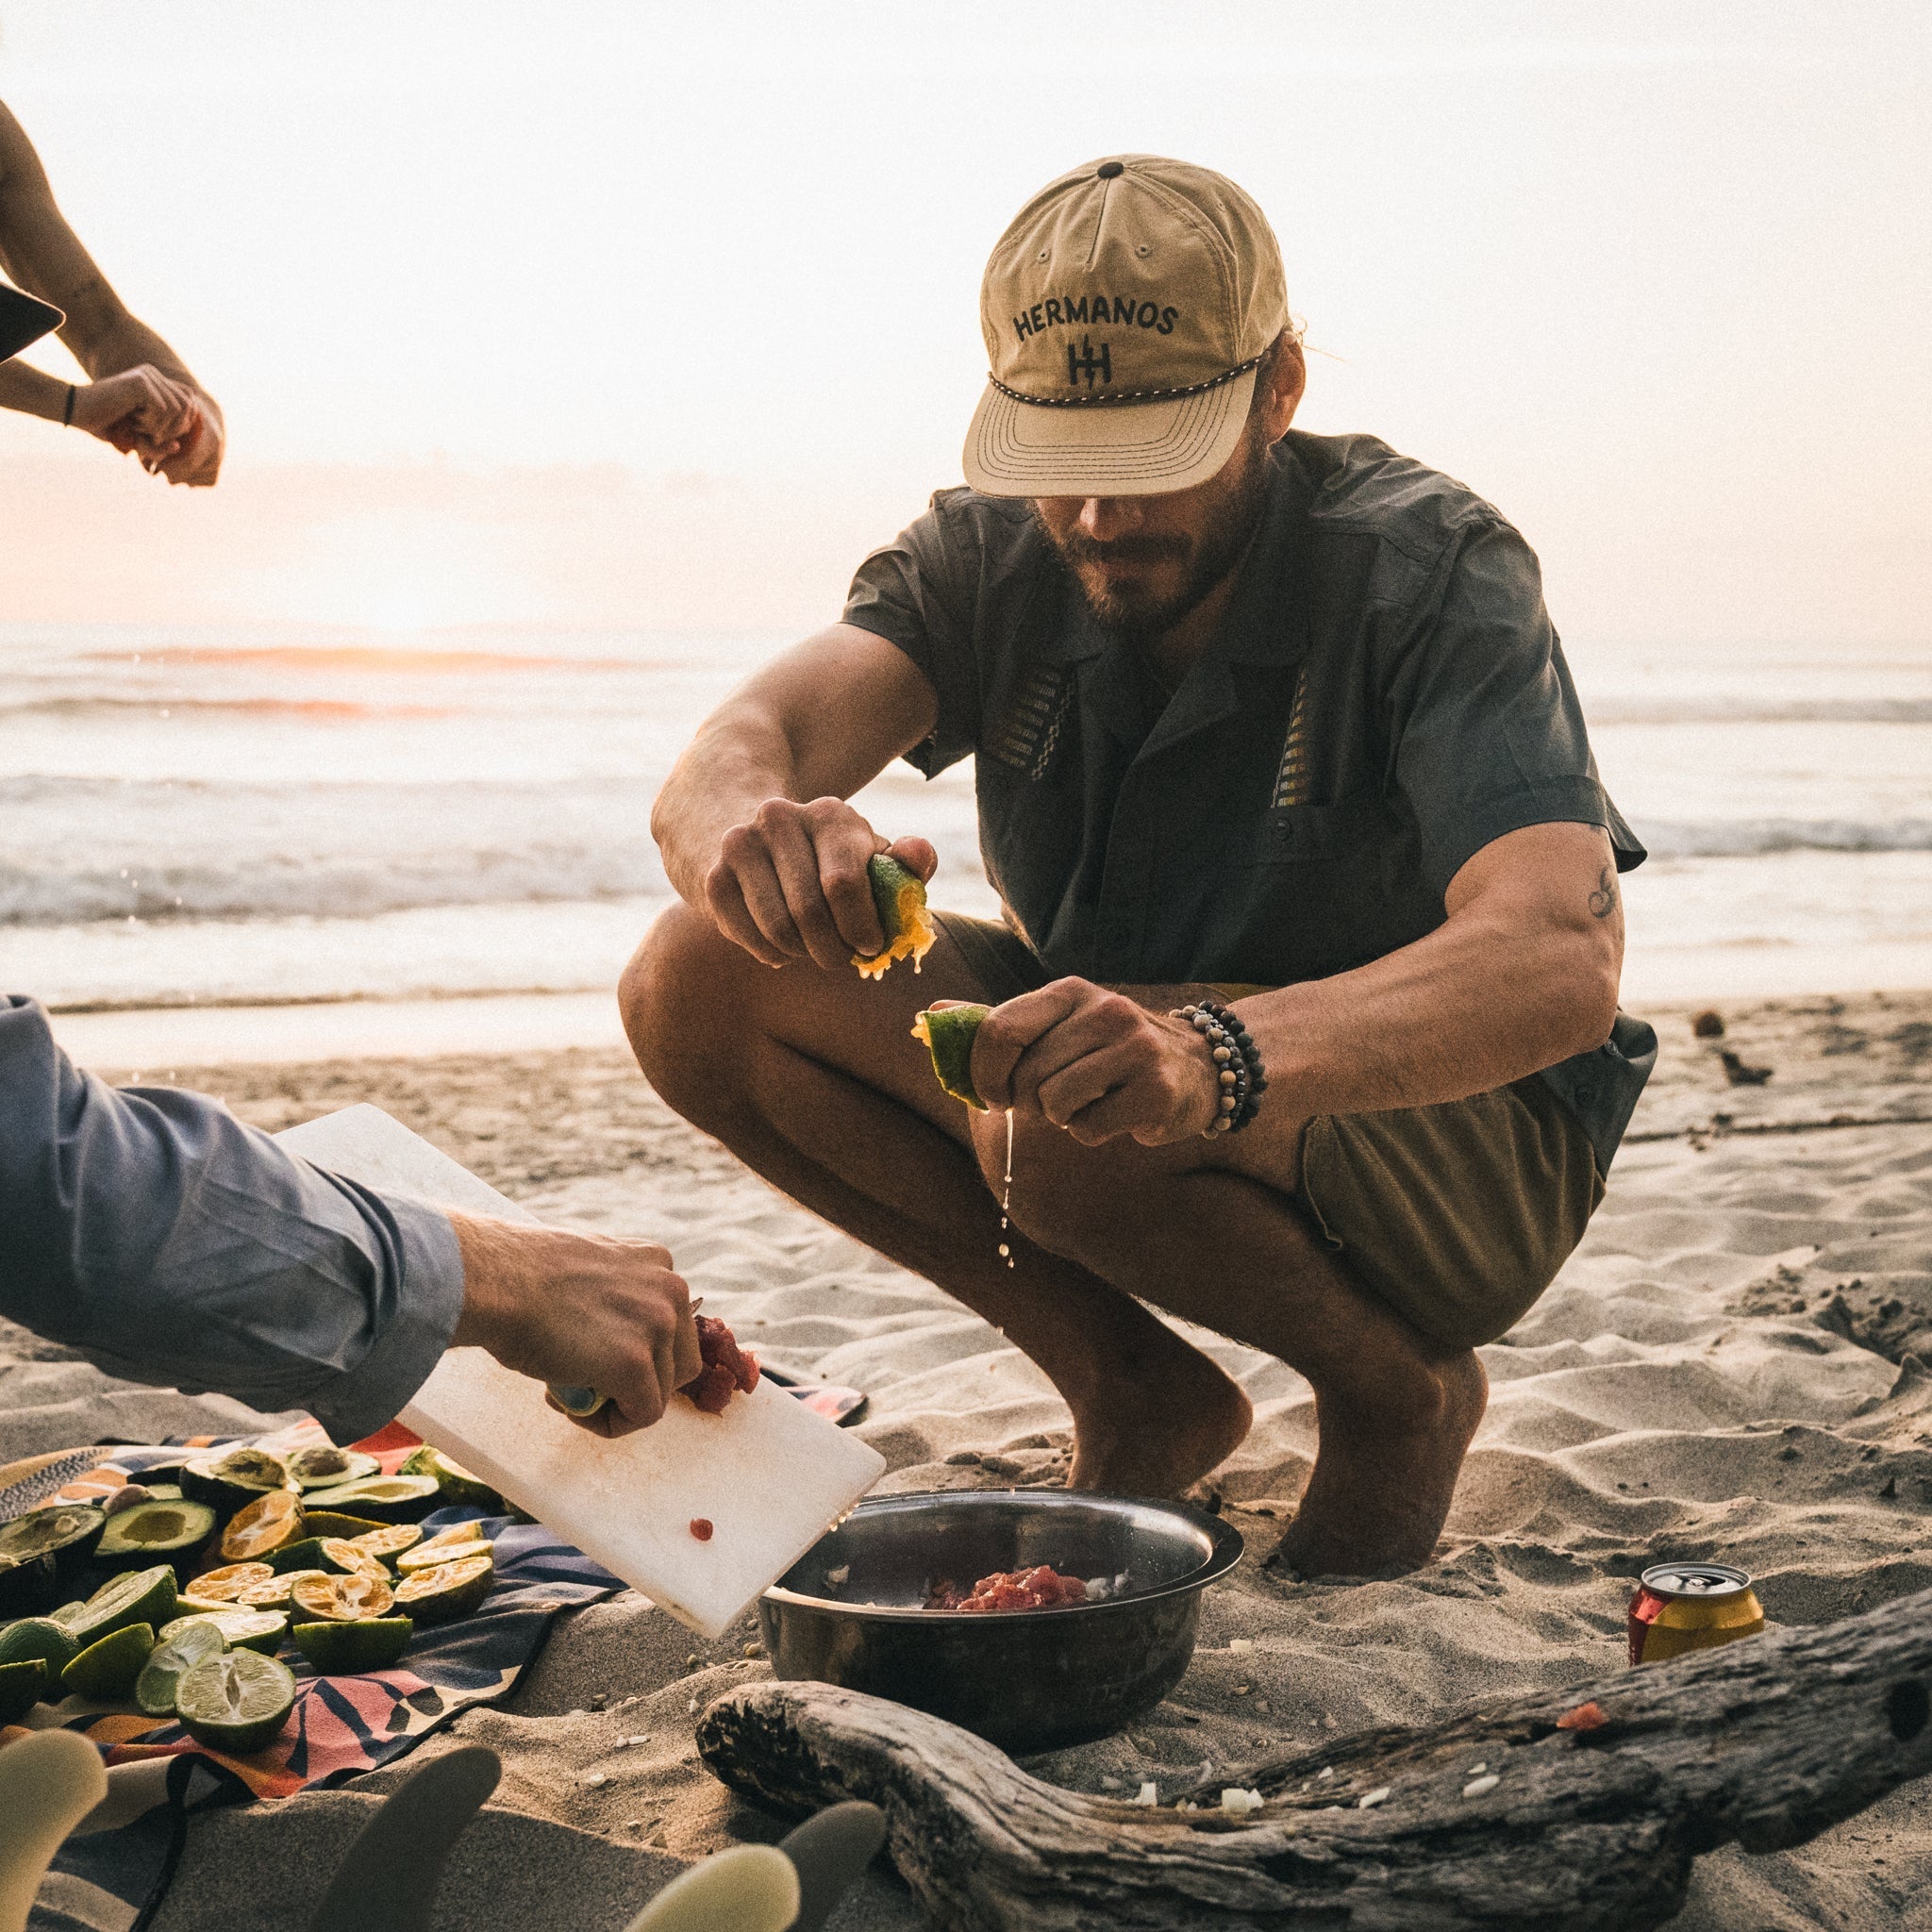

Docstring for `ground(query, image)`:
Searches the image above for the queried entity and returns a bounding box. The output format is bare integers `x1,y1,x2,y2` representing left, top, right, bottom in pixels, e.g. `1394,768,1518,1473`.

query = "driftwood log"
696,1583,1932,1930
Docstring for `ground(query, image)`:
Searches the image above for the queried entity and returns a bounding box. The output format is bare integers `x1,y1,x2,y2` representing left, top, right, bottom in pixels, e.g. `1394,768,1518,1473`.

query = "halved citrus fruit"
191,1561,275,1603
394,1524,490,1574
852,853,935,979
220,1490,305,1562
911,1002,991,1109
348,1523,423,1567
0,1657,48,1723
61,1621,154,1700
237,1569,326,1608
291,1571,395,1622
160,1608,287,1656
136,1618,228,1716
175,1648,297,1754
392,1554,493,1625
292,1617,413,1673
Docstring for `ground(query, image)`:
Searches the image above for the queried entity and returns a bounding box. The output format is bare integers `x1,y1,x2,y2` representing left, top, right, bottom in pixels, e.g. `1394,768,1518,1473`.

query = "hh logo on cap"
1067,337,1110,388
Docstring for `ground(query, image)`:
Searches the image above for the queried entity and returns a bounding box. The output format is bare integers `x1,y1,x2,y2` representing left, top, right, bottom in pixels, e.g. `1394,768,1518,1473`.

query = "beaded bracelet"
1170,999,1268,1135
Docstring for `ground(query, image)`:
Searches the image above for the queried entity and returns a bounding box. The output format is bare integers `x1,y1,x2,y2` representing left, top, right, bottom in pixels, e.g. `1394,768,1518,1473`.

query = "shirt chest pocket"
1245,796,1389,866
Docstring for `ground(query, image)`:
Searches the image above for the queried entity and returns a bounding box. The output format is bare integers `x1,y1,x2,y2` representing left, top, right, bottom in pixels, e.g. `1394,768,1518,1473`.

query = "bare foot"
1269,1348,1488,1579
1066,1347,1253,1498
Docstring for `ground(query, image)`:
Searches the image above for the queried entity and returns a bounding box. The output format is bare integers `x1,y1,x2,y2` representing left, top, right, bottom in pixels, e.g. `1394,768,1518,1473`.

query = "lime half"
160,1608,288,1656
395,1524,491,1574
0,1657,49,1723
65,1565,177,1645
0,1615,79,1677
291,1571,394,1622
220,1489,305,1562
292,1617,413,1674
175,1648,297,1755
392,1553,494,1625
136,1618,228,1716
61,1621,155,1700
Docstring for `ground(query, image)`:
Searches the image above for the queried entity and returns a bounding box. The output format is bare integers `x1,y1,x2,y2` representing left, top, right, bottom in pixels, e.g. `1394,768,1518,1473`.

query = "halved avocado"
0,1504,107,1616
398,1446,502,1510
298,1475,441,1524
180,1449,291,1513
0,1657,48,1724
96,1499,218,1571
285,1447,379,1492
0,1615,79,1678
64,1564,178,1646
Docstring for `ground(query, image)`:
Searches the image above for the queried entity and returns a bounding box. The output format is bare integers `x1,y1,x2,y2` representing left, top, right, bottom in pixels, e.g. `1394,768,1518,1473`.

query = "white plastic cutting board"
275,1104,884,1639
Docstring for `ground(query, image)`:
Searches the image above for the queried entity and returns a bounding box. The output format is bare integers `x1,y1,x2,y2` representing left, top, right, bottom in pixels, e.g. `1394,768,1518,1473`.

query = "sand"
7,989,1931,1929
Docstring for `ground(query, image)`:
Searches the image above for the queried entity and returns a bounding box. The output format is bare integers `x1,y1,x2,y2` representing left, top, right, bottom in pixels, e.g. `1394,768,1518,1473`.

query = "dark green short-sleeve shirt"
842,428,1655,1170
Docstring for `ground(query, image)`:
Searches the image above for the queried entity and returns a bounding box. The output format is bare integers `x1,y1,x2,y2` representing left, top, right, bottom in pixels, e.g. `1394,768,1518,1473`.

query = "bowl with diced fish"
758,1489,1242,1751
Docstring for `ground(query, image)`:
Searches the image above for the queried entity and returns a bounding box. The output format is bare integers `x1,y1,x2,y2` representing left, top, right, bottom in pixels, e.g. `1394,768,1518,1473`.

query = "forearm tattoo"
1589,866,1618,921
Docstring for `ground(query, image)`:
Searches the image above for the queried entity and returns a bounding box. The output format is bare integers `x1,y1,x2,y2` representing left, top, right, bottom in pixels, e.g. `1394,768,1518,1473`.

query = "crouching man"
624,156,1655,1577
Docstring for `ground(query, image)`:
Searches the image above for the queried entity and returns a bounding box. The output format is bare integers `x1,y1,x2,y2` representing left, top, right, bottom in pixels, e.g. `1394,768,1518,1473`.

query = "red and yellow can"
1627,1562,1765,1666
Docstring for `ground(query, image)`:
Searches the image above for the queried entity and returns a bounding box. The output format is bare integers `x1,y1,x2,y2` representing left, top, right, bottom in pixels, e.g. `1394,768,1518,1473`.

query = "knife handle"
547,1384,609,1418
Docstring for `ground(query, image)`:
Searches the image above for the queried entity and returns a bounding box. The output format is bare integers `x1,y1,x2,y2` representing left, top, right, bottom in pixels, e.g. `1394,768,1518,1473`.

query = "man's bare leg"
623,907,1485,1572
623,905,1253,1497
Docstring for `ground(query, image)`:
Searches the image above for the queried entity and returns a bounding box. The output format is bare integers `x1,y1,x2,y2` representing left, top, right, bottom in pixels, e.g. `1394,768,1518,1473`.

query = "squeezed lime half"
175,1648,297,1754
136,1618,228,1716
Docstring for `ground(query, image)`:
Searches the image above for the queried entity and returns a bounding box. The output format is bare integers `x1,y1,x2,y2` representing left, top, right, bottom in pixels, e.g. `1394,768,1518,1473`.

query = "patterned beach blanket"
5,1420,621,1932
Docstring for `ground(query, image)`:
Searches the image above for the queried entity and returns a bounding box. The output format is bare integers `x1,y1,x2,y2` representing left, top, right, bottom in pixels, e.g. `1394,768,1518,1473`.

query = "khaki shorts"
935,910,1605,1350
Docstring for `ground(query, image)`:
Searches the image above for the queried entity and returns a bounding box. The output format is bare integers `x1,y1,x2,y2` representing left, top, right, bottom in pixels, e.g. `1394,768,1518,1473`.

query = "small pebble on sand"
1358,1787,1391,1809
583,1773,608,1788
1463,1774,1500,1799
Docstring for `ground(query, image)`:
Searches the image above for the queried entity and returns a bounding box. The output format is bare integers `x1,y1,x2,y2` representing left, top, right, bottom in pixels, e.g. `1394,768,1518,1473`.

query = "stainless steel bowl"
758,1490,1243,1753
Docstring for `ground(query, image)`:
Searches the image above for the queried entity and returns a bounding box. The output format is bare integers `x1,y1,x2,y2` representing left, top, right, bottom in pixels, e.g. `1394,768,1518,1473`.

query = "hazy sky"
0,1,1926,647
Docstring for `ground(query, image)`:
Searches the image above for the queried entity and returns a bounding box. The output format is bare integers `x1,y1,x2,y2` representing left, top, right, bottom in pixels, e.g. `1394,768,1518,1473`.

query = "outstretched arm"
0,997,700,1441
651,622,940,970
0,100,224,483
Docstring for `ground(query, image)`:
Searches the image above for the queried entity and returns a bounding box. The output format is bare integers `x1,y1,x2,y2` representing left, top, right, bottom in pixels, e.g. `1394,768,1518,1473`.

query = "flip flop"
779,1801,888,1931
305,1744,502,1932
0,1730,108,1932
624,1844,798,1931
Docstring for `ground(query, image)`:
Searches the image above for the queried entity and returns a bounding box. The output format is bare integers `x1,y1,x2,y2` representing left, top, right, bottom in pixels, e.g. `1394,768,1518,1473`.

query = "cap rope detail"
987,351,1265,409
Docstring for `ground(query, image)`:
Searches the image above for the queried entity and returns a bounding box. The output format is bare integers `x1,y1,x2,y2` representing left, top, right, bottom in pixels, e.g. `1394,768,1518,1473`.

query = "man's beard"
1033,422,1274,641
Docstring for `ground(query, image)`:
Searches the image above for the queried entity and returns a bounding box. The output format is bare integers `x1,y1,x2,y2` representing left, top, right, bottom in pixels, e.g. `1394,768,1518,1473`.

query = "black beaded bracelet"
1170,998,1268,1135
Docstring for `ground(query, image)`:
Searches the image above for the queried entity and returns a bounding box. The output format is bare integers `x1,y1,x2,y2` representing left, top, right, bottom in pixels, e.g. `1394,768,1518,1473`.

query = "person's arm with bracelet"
0,100,224,484
0,997,699,1442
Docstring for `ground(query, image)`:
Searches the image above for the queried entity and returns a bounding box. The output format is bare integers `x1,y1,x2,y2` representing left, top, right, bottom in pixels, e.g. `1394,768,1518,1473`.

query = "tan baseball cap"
962,155,1290,499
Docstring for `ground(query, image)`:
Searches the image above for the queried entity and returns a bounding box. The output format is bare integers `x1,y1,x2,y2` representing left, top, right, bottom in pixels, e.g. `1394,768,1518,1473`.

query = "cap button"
1095,160,1124,179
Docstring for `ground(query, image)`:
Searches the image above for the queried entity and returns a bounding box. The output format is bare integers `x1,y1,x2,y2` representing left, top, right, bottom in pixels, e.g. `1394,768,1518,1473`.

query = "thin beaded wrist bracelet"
1170,999,1268,1134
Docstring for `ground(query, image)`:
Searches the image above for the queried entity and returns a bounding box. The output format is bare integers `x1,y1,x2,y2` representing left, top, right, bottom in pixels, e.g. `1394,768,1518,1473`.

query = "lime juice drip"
998,1108,1014,1268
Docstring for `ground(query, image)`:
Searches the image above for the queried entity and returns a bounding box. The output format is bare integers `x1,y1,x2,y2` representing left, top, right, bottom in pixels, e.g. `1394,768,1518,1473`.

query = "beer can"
1627,1562,1765,1666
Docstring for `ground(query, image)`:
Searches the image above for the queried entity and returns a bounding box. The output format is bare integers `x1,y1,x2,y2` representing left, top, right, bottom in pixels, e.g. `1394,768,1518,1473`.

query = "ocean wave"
3,695,451,720
3,773,1924,927
1632,818,1932,858
1588,697,1932,725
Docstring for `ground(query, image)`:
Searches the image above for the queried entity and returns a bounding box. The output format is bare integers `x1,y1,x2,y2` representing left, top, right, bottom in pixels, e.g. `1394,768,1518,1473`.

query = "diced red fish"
678,1313,761,1415
925,1564,1093,1613
689,1518,714,1541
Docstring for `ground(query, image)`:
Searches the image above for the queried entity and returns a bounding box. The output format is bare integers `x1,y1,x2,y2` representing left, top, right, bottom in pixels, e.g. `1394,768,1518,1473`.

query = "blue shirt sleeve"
0,994,464,1443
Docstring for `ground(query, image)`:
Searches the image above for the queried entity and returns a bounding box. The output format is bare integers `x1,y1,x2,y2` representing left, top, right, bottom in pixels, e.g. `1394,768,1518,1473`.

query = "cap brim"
962,364,1256,499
